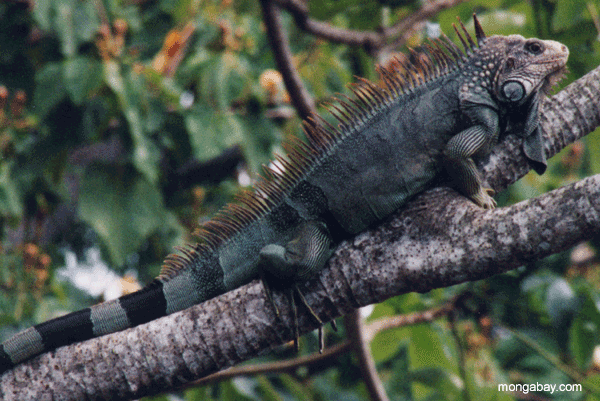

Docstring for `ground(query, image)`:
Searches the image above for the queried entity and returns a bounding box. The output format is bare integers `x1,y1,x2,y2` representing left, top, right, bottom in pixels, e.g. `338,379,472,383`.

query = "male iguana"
0,16,568,375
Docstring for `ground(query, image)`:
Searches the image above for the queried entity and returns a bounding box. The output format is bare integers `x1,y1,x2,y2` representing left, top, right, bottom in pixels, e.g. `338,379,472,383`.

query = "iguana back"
0,16,569,375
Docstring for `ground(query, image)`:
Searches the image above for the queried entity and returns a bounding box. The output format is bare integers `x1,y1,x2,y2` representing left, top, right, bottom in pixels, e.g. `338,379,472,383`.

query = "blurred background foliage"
1,0,600,400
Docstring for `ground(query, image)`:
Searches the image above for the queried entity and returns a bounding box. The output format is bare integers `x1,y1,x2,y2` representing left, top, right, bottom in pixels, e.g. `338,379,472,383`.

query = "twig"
274,0,468,55
449,311,471,401
187,340,351,387
364,299,455,343
260,0,316,120
345,310,390,401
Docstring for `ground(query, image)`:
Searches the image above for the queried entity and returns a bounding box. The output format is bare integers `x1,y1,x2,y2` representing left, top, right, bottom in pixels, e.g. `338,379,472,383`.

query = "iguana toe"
472,188,496,209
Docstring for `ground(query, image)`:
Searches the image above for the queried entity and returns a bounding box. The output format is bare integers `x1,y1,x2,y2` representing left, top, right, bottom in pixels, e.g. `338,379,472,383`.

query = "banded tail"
0,259,225,373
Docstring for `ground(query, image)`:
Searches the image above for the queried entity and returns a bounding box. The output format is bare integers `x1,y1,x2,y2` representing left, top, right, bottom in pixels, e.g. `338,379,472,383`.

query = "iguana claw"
472,187,496,209
261,277,327,352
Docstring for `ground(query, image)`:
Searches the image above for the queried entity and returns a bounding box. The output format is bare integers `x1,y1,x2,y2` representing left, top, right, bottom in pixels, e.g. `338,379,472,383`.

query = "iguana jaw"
541,64,569,95
536,39,569,94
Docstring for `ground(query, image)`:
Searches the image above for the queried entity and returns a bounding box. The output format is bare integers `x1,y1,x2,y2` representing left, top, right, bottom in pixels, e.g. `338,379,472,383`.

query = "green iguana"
0,15,568,375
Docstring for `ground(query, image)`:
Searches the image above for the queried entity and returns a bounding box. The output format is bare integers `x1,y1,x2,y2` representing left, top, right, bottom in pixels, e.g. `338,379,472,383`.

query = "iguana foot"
260,277,327,352
258,220,334,351
471,187,496,209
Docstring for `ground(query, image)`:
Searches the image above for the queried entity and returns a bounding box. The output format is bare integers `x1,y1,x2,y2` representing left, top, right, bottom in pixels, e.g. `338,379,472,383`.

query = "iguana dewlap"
0,15,568,375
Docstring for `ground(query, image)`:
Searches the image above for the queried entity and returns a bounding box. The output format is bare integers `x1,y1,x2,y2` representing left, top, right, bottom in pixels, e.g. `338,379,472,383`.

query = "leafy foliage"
1,0,600,400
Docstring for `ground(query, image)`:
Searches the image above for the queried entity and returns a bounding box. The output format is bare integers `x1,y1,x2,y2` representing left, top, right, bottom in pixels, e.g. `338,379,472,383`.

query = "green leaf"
103,60,160,183
386,344,412,400
410,325,453,371
72,1,100,41
183,386,213,401
32,0,53,30
198,54,249,111
185,103,244,161
237,113,279,171
546,278,578,328
310,0,374,21
33,62,67,120
569,293,600,369
586,128,600,175
279,374,313,401
0,162,22,216
582,375,600,400
63,57,102,105
33,0,98,56
126,107,161,184
79,164,164,266
410,366,461,399
54,0,77,57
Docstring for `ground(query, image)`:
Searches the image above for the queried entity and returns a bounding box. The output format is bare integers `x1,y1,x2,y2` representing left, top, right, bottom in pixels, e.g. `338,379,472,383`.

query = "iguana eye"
525,41,544,55
501,81,525,102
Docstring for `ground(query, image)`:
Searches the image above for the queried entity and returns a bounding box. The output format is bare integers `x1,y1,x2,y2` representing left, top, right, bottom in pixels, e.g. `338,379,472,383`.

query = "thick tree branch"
2,66,600,401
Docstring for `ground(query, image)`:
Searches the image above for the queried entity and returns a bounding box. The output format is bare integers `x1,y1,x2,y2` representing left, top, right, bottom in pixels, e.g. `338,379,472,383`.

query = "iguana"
0,15,568,375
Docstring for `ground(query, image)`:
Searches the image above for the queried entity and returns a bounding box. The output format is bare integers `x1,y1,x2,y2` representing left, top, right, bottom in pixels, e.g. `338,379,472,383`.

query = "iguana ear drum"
502,81,525,102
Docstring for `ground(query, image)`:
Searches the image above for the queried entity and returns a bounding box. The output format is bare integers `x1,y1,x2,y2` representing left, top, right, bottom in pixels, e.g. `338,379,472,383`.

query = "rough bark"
1,66,599,401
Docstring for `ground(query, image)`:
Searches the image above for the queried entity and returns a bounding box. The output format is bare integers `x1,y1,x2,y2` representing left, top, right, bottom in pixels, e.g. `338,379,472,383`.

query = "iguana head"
458,24,569,174
492,35,569,105
488,35,568,174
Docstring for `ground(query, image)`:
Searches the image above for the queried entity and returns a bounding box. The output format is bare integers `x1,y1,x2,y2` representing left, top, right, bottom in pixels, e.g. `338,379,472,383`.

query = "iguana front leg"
258,220,334,349
444,106,499,209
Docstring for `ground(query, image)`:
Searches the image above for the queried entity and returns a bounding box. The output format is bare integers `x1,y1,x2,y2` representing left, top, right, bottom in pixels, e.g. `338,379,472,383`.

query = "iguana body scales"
0,16,568,375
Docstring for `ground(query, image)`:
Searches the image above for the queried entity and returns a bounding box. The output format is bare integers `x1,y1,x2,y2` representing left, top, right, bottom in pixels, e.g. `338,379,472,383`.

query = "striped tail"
0,279,171,374
1,246,227,375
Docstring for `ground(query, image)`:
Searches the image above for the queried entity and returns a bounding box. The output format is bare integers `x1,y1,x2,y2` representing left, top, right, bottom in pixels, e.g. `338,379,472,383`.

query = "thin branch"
378,0,469,53
449,311,471,401
364,300,455,343
345,310,390,401
274,0,468,55
188,340,351,387
260,0,316,120
277,0,380,50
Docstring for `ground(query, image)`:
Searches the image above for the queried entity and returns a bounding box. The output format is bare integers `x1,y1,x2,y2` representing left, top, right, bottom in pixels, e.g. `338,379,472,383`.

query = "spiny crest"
453,14,486,52
159,15,487,280
160,245,201,279
158,134,325,280
375,15,486,100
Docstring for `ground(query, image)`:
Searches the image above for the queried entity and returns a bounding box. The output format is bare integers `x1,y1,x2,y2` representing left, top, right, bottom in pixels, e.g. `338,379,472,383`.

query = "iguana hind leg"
259,220,334,351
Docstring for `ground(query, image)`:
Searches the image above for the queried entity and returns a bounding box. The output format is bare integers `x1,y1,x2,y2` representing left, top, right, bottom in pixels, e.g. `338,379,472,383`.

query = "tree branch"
260,0,316,120
274,0,469,55
192,300,455,388
2,65,599,401
345,309,389,401
189,341,351,387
